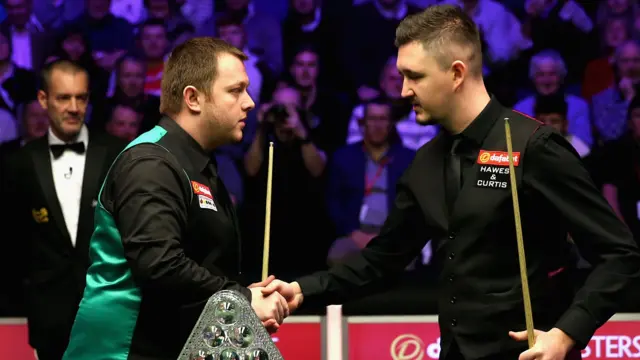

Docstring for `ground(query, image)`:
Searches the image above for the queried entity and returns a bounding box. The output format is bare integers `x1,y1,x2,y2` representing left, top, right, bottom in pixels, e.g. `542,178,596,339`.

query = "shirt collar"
158,116,211,173
451,95,503,148
47,123,89,146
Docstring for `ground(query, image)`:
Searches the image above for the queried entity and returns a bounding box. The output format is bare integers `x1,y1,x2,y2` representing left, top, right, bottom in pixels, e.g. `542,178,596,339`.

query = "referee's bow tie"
50,142,86,158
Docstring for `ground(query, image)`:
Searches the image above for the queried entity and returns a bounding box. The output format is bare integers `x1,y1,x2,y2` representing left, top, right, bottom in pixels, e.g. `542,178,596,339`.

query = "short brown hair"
395,5,483,76
40,59,88,93
159,37,248,116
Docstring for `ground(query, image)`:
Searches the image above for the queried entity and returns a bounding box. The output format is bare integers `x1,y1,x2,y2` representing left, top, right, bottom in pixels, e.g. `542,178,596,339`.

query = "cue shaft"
505,118,535,348
262,142,274,281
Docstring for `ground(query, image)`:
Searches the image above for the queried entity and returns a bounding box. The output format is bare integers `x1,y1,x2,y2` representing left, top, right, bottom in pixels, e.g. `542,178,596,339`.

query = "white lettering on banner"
581,335,640,358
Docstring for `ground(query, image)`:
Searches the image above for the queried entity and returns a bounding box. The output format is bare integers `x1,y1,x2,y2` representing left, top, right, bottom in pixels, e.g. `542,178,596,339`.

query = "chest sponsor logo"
475,165,510,189
191,181,213,198
198,194,217,211
477,150,520,166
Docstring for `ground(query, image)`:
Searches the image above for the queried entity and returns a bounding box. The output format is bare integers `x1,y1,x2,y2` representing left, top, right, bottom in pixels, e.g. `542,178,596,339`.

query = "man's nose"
69,98,79,112
401,80,413,98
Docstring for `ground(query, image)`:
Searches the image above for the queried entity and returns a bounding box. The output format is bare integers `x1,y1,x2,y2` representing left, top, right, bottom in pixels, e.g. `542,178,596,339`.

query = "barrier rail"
2,312,640,359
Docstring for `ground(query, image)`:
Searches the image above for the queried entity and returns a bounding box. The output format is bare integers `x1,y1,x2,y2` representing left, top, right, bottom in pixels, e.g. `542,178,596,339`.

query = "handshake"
248,275,304,333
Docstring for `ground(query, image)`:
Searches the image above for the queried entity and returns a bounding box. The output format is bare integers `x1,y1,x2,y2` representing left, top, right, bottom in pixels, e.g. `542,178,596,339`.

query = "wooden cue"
262,142,275,281
504,118,535,348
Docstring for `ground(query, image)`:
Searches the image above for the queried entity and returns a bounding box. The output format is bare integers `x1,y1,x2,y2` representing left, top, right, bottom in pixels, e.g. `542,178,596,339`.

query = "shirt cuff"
554,306,600,349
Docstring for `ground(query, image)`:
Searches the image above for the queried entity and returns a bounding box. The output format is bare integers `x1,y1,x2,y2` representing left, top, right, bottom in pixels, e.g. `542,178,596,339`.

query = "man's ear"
183,86,202,113
451,60,468,90
37,90,48,110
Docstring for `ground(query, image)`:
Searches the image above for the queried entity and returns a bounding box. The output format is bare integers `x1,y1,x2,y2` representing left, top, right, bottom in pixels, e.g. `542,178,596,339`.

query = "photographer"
245,85,326,178
242,85,333,280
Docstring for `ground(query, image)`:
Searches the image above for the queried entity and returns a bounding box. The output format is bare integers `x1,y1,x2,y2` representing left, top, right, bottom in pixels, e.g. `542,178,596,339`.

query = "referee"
62,38,288,360
263,6,640,360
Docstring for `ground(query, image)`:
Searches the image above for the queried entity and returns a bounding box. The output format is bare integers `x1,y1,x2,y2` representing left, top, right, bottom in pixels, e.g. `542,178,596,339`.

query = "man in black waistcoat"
261,5,640,360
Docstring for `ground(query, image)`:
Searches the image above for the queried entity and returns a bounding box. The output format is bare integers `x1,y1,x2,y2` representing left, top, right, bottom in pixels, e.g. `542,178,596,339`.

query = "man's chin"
231,129,244,142
415,112,434,126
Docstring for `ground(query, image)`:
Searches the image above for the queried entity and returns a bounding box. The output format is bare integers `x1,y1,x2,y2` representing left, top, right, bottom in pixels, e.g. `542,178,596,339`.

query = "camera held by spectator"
257,87,313,144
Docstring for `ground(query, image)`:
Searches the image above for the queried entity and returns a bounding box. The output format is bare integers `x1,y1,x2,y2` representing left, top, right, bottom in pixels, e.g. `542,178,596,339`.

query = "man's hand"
256,103,272,124
248,275,275,289
619,77,636,101
283,104,308,139
250,287,289,334
350,230,375,249
261,280,304,312
509,328,575,360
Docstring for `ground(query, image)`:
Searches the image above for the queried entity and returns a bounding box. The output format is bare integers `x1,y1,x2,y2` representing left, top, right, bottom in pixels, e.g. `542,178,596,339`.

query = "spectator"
596,0,640,28
595,95,640,244
514,49,592,145
0,0,52,72
326,97,415,265
582,15,631,101
343,0,422,98
522,0,594,84
347,55,438,150
92,54,161,134
104,103,142,141
0,97,48,155
138,18,168,96
216,14,276,105
141,0,191,36
242,85,332,280
592,40,640,143
31,0,84,30
281,0,345,91
66,0,135,73
0,30,39,115
218,0,283,74
534,93,590,158
286,45,350,152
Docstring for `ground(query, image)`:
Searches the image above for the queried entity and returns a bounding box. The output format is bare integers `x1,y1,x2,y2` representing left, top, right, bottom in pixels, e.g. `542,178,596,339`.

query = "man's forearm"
244,128,266,177
301,142,326,177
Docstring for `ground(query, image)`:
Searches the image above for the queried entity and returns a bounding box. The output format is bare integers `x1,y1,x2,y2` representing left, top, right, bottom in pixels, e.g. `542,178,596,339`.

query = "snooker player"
262,5,640,360
62,38,288,360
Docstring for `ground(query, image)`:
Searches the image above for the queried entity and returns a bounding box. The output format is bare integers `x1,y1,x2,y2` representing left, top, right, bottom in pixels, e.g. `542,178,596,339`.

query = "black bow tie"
50,142,86,159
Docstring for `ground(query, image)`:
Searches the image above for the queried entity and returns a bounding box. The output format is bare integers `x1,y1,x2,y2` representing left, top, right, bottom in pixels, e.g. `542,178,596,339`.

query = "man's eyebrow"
399,68,424,77
226,80,249,88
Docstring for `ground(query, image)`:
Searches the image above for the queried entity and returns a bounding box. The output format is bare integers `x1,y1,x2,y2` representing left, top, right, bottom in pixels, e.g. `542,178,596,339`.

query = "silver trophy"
178,290,283,360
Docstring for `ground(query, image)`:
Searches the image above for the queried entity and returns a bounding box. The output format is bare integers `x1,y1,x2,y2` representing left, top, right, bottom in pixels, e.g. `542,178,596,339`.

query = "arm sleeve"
296,174,431,307
525,129,640,348
108,147,251,304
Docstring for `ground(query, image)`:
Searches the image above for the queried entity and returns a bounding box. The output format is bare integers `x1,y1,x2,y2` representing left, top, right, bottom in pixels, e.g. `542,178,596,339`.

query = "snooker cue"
262,142,274,281
504,118,535,348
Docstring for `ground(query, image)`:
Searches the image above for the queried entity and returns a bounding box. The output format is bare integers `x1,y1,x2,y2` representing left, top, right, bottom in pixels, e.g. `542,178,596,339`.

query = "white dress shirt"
48,125,88,247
